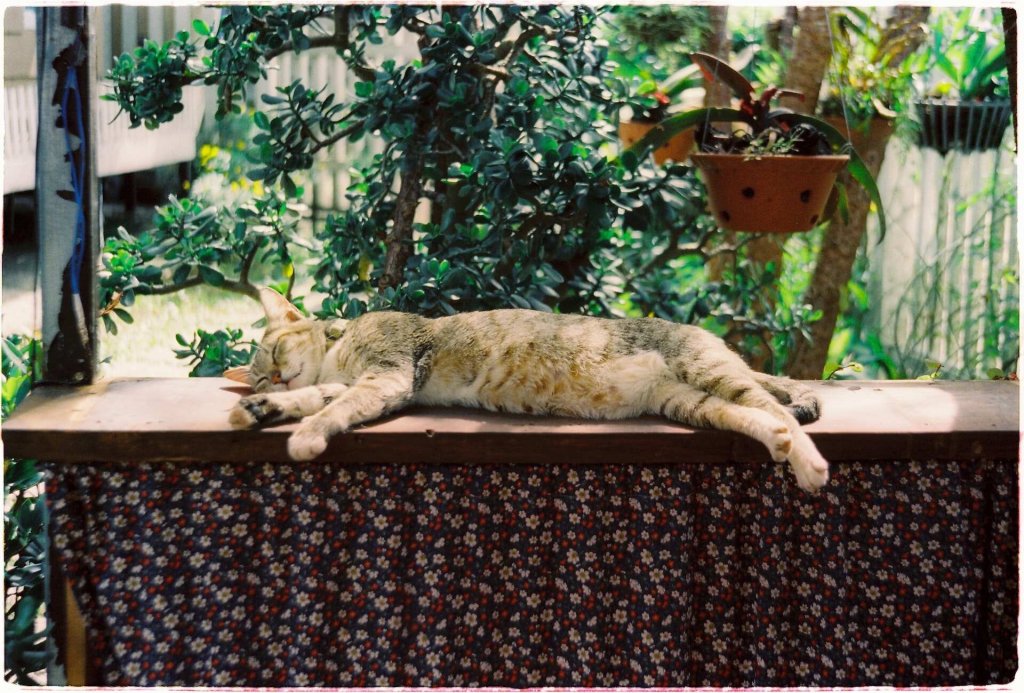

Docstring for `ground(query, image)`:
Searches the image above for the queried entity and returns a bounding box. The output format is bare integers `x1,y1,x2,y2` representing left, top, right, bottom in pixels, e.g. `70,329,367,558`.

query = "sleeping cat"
226,289,829,491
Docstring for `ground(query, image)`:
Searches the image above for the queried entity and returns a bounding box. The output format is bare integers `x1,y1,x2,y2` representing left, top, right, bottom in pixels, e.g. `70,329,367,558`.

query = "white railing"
3,5,215,195
3,82,205,195
3,81,38,194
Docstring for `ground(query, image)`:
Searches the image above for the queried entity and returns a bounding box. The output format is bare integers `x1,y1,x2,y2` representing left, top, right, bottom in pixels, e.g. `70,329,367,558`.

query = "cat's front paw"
287,428,329,461
229,395,282,429
768,425,793,463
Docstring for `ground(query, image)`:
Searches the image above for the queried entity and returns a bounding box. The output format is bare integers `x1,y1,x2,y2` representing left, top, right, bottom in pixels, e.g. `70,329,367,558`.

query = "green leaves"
248,80,356,188
198,265,226,287
105,31,200,129
3,335,50,683
98,180,309,334
824,359,864,380
917,359,944,381
923,8,1009,100
354,81,374,98
99,196,225,323
174,328,257,377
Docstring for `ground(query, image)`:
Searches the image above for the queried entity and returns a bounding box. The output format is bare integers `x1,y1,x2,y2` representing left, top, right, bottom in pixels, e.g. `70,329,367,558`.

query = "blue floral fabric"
46,459,1017,687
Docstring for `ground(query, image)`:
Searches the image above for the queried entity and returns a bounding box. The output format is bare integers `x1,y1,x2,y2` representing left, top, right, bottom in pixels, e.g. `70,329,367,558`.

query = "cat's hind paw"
287,428,329,461
229,395,282,429
787,437,829,492
791,461,829,493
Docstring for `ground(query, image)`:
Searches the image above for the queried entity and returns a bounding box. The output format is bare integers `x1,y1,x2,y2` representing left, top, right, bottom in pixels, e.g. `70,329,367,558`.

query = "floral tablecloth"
47,458,1017,687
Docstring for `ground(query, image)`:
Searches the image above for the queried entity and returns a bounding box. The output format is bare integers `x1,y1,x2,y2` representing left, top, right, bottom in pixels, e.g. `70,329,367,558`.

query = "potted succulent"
624,52,885,235
617,63,702,165
912,8,1011,154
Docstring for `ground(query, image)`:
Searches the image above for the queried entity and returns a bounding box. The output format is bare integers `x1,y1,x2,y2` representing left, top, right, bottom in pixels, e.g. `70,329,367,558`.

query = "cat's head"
223,288,326,393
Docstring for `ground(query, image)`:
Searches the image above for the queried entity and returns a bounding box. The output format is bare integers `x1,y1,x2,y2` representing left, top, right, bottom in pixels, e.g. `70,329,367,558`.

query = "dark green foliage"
606,5,710,84
99,188,308,328
103,33,199,129
104,5,826,371
173,328,258,377
3,335,49,685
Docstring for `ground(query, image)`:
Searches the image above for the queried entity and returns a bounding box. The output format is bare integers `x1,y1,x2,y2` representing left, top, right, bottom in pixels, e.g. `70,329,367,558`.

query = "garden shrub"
3,336,48,684
102,5,822,374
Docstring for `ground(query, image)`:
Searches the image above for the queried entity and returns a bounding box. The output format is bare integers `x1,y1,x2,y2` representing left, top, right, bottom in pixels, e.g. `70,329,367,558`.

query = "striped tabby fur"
227,289,829,490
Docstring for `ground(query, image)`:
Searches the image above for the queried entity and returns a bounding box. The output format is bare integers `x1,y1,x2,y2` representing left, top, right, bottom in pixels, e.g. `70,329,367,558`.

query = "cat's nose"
270,371,283,385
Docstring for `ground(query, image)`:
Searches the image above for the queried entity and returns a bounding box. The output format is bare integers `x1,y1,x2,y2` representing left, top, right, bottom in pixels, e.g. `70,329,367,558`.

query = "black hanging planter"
915,98,1013,154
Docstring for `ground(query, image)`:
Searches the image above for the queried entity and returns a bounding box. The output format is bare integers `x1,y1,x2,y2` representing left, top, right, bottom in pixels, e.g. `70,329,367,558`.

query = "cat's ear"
223,365,251,383
259,287,304,327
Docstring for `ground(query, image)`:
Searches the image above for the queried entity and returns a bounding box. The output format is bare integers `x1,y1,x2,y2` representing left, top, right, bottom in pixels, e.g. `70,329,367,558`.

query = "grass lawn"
100,286,261,377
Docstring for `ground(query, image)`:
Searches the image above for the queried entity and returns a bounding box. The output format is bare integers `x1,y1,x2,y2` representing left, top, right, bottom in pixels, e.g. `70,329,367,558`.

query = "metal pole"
36,7,99,384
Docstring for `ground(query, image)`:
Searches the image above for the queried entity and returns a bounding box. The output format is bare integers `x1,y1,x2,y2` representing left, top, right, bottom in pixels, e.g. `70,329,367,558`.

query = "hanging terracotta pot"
618,121,694,165
690,153,850,233
914,98,1012,155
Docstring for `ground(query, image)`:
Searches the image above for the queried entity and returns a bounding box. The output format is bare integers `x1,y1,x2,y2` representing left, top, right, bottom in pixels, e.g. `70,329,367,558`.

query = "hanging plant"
623,52,886,236
817,7,922,141
911,9,1011,154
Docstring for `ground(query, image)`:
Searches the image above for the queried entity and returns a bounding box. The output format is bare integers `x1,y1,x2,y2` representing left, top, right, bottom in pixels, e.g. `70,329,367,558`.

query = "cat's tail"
753,373,821,424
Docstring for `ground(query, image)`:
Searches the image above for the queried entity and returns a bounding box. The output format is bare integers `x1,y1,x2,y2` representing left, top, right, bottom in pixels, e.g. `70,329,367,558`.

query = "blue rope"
60,67,87,297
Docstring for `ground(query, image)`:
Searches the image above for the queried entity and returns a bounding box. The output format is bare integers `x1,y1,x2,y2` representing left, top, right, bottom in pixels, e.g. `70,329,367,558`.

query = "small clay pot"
618,120,695,165
691,153,850,233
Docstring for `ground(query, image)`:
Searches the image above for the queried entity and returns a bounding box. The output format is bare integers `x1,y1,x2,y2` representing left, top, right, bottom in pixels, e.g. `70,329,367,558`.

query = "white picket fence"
867,132,1018,378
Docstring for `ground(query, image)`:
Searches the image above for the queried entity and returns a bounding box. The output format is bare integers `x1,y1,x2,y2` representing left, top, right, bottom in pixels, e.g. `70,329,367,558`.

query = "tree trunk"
701,6,734,284
749,7,831,273
778,7,830,114
379,157,424,291
742,6,831,370
785,7,930,379
785,172,875,380
1003,8,1017,149
779,7,798,58
702,6,731,108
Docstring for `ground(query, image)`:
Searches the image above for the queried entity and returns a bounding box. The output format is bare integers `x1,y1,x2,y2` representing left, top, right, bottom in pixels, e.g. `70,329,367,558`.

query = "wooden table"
3,378,1018,464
